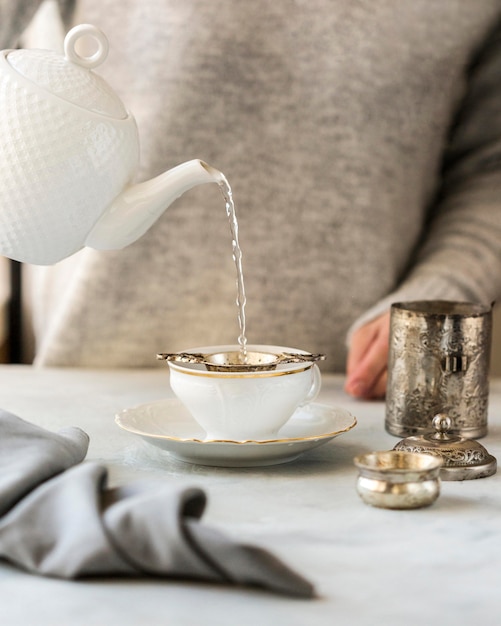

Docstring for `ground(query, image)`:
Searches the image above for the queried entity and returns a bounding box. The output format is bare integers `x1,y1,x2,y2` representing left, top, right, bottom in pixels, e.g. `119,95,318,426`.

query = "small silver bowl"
353,450,443,510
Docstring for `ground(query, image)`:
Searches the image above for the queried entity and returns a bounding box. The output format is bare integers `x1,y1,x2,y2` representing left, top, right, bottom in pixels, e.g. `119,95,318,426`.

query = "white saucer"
115,398,357,467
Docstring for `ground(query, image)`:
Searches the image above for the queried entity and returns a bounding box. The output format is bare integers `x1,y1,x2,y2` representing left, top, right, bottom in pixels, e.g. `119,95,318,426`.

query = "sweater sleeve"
347,19,501,340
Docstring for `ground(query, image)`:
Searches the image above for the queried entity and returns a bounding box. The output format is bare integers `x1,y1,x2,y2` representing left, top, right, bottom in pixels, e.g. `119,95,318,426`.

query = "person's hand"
344,311,391,399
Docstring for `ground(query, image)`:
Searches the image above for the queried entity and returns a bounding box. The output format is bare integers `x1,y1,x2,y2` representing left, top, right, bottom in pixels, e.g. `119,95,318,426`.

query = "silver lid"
393,414,497,480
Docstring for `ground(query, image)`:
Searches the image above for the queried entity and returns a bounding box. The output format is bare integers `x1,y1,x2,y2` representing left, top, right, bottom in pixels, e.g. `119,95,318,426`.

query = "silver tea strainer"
157,350,326,372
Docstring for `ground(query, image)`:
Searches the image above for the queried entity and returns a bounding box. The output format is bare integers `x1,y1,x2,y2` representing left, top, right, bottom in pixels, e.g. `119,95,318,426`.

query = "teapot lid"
5,24,127,119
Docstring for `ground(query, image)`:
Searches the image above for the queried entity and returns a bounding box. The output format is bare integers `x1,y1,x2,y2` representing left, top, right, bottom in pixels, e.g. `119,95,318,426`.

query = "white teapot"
0,24,224,265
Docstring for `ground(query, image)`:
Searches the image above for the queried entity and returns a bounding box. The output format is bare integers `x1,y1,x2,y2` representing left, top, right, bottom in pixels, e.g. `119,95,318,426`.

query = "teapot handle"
64,24,109,69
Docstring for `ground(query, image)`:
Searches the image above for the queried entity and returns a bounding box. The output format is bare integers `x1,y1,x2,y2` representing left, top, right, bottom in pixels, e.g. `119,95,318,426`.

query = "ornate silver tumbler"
385,301,492,439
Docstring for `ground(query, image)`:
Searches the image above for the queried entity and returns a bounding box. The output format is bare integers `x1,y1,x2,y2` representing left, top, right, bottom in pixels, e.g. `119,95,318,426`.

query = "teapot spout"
85,159,225,250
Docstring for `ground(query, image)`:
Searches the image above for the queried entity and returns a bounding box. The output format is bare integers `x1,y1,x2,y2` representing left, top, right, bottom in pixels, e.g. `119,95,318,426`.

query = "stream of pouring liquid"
217,174,248,362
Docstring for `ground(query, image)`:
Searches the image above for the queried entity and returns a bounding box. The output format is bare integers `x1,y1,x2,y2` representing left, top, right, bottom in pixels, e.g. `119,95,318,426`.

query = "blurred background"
1,254,500,375
0,1,500,377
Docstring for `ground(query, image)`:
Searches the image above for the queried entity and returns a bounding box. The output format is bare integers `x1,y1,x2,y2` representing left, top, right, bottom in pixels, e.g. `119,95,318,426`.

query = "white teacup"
165,344,322,441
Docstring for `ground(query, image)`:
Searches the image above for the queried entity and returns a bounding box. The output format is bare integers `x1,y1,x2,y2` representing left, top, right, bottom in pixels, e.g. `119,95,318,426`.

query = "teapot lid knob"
64,24,109,69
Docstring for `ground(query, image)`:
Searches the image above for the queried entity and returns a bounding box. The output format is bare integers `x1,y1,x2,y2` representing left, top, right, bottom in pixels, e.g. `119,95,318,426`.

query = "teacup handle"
300,364,322,407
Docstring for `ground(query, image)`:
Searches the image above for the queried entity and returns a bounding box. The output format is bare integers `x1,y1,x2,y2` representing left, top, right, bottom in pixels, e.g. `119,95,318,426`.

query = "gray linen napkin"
0,409,314,597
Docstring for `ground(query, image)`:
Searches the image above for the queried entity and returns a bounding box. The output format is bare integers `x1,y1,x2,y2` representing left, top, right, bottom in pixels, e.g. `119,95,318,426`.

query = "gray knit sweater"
2,0,501,371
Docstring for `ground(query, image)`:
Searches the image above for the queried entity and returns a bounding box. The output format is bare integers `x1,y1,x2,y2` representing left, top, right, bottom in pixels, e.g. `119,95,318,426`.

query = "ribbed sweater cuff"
345,274,494,347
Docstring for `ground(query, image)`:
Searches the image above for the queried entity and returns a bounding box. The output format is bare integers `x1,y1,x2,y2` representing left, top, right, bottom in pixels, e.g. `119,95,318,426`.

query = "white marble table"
0,366,500,626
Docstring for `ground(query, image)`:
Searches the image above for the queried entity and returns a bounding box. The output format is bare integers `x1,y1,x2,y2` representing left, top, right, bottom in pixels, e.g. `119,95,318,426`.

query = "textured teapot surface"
0,25,139,264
